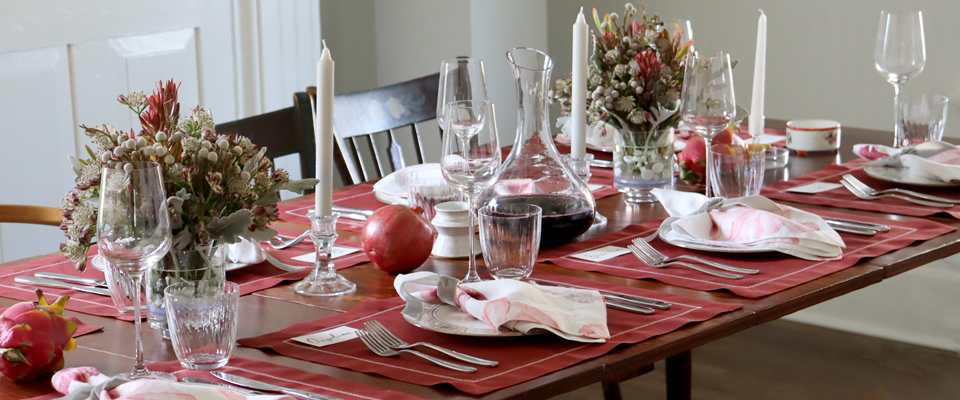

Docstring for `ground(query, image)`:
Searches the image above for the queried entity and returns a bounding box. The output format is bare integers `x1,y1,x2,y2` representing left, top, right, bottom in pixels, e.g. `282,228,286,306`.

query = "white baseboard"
783,257,960,352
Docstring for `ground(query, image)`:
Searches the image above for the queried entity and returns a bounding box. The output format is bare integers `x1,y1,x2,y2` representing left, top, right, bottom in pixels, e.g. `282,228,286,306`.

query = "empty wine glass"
437,58,489,129
875,10,926,146
440,100,501,283
680,51,736,197
97,162,174,381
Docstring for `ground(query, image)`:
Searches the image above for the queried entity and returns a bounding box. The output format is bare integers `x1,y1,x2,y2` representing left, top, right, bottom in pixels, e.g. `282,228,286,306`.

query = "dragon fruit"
0,289,78,381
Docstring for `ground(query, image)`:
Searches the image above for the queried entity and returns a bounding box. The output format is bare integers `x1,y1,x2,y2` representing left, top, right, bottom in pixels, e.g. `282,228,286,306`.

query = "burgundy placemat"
277,184,385,232
538,212,955,298
0,304,101,338
25,356,422,400
0,236,368,320
762,163,960,219
238,271,740,395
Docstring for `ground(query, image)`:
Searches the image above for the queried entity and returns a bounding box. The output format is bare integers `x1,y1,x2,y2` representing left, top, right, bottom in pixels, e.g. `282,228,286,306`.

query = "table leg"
666,350,691,400
601,380,623,400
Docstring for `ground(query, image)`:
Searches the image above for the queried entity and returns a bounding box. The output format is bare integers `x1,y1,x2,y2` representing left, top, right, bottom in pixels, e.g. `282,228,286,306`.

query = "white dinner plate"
658,224,774,254
863,165,959,188
401,293,532,337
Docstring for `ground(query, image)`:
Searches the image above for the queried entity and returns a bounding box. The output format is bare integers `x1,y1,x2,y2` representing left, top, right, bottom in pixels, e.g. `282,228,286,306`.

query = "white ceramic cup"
785,120,841,152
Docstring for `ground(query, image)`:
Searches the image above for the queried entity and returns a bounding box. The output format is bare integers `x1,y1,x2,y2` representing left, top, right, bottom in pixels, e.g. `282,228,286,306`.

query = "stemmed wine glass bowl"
440,100,501,283
875,10,925,146
97,162,174,381
437,58,489,130
680,51,736,197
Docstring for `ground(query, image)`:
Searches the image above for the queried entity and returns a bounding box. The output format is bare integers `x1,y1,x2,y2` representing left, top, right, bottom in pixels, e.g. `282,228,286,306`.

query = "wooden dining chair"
214,91,318,180
0,205,63,226
308,72,441,185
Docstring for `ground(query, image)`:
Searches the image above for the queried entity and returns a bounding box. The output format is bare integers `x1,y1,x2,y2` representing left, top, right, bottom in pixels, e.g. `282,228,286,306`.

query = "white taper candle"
315,42,335,216
749,10,767,138
571,7,588,158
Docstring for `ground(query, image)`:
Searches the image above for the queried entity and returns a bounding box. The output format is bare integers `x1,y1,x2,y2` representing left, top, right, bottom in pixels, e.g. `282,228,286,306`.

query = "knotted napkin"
854,141,960,183
652,189,844,260
394,271,609,342
49,367,291,400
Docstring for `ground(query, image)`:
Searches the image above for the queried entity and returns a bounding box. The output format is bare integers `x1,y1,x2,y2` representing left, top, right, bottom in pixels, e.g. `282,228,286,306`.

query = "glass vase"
613,127,676,203
479,47,595,247
146,246,225,339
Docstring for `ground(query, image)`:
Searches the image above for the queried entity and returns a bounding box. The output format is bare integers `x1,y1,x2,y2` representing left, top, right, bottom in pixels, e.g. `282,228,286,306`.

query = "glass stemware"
97,162,174,381
440,100,501,283
680,51,736,197
437,58,489,129
875,10,926,146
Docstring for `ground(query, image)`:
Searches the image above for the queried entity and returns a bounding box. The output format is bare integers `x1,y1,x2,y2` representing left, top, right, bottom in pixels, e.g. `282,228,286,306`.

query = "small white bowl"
786,120,841,152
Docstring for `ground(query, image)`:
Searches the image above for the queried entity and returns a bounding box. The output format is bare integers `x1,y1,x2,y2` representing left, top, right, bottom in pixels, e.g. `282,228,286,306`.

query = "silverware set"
627,238,746,280
14,274,111,296
530,279,671,314
355,320,499,373
841,174,957,208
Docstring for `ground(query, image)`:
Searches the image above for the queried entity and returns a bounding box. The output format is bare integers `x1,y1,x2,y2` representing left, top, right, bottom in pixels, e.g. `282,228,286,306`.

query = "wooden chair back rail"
0,205,63,226
308,72,441,184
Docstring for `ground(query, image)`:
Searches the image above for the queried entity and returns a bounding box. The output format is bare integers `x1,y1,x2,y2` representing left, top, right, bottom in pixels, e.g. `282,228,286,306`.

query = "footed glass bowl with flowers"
60,80,316,327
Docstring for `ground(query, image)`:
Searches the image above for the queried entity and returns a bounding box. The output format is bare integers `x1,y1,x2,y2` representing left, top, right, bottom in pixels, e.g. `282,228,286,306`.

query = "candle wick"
758,9,765,17
322,39,328,50
579,6,583,13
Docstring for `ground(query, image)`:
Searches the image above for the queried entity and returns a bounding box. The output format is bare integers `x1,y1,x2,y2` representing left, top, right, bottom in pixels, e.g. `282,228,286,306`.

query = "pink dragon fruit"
0,289,78,381
678,128,746,185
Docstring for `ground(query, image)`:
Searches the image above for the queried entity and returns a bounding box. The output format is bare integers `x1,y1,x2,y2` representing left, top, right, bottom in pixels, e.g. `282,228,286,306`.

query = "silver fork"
627,244,743,279
268,230,310,249
364,321,498,367
356,329,477,373
630,238,759,275
839,179,953,208
841,174,960,204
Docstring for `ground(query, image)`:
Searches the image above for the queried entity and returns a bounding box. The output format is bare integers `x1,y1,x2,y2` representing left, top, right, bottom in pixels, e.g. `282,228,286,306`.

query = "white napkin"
394,272,609,342
652,189,844,260
224,237,266,266
372,163,442,200
854,141,960,183
51,367,291,400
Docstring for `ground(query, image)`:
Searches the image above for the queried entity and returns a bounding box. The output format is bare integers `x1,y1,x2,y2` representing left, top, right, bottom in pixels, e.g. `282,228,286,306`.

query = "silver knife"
589,159,614,169
825,221,877,236
531,280,671,310
311,206,372,221
211,371,343,400
604,299,655,314
825,218,891,232
35,272,108,288
182,377,262,395
15,276,111,296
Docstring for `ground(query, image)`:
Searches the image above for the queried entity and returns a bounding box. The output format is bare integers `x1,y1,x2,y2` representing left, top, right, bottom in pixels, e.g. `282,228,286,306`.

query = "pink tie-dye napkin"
395,272,609,342
50,366,292,400
652,189,845,260
855,141,960,183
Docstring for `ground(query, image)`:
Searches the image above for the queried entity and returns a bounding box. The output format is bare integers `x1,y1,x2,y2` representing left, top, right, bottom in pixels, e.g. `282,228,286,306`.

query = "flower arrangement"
60,80,316,271
551,3,691,134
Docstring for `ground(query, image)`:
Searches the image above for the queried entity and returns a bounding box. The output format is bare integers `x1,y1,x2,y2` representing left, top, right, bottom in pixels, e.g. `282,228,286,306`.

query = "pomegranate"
361,205,437,274
0,289,78,381
678,127,746,185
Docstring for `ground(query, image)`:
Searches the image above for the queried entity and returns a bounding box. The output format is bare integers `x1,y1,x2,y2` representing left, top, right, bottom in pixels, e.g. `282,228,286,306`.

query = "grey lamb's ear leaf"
282,178,320,194
205,210,255,244
242,227,278,242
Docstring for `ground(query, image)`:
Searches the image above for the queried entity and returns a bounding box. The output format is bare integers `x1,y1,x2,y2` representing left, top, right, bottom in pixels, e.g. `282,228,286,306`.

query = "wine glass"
875,10,926,146
680,51,736,197
440,100,501,283
97,162,174,381
437,58,489,130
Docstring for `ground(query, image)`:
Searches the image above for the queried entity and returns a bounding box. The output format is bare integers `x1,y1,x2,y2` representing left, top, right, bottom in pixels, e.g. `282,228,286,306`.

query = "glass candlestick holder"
562,153,607,227
294,211,356,296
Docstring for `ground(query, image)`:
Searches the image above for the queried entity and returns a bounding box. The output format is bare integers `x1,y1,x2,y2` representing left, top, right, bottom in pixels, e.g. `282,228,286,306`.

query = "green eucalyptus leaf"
205,210,255,244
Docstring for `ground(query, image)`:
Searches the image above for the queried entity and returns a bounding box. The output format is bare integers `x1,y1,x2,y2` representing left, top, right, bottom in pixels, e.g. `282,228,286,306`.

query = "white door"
0,0,237,263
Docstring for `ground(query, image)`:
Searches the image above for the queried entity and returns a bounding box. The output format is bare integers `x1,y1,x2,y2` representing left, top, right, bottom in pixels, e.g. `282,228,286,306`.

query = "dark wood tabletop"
3,121,957,400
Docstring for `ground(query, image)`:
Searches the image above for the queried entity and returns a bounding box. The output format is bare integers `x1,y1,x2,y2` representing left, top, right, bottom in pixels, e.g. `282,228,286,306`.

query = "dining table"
3,120,960,400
